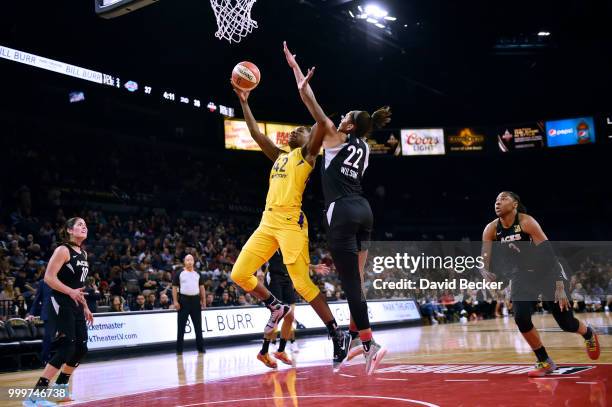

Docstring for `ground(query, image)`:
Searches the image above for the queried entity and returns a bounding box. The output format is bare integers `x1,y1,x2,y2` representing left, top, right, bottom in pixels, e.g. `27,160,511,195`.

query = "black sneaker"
264,304,291,335
332,330,351,372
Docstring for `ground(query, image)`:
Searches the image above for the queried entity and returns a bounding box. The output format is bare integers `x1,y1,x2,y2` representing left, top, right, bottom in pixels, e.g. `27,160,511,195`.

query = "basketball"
231,61,261,91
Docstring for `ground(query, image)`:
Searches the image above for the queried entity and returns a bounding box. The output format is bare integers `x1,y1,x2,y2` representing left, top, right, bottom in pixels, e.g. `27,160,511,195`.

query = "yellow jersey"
261,147,312,231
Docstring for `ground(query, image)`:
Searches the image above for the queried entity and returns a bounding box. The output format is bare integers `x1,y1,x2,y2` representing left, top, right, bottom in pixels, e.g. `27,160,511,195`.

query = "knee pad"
48,334,76,369
66,340,88,368
552,308,579,332
512,302,535,333
514,315,533,333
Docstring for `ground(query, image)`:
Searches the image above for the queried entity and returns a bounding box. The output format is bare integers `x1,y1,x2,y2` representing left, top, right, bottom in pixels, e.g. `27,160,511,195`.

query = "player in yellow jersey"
231,74,351,371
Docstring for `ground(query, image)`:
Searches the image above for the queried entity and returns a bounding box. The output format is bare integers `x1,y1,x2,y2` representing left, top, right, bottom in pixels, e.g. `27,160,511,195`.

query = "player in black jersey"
284,41,391,374
25,217,93,406
259,250,296,367
481,192,600,377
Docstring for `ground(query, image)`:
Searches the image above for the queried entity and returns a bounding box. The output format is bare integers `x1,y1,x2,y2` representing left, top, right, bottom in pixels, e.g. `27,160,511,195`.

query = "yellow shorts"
230,210,319,302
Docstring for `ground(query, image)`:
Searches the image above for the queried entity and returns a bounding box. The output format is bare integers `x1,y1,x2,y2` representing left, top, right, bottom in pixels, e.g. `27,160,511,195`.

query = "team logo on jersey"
514,225,522,233
501,234,522,242
76,260,89,267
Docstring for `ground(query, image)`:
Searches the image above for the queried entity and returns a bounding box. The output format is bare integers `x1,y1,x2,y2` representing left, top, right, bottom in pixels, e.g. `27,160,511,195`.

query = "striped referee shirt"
172,269,205,296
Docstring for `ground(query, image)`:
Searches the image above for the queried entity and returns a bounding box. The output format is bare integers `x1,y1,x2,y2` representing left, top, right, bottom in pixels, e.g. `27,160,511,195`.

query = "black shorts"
266,272,296,305
326,195,373,253
48,295,87,344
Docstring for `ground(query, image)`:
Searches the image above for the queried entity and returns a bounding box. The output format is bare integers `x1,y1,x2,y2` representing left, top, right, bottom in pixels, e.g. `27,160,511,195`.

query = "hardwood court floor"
1,313,610,406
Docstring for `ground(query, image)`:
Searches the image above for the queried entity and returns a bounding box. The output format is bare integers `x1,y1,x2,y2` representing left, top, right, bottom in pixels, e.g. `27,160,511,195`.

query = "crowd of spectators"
0,203,348,319
1,202,611,323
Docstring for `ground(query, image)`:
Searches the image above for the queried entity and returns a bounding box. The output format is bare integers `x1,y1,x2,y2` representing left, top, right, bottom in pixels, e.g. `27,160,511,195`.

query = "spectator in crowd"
213,291,233,307
0,278,17,300
215,279,228,298
139,270,158,293
145,293,157,310
110,295,127,312
236,294,248,306
132,294,147,311
572,283,587,312
158,293,171,309
84,277,101,313
205,293,214,308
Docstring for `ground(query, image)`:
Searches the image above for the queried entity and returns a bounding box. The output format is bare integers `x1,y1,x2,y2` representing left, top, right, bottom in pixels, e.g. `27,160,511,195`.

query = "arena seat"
0,321,21,370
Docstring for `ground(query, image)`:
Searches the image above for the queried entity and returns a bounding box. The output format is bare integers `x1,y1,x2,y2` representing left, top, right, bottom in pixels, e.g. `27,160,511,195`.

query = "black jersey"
495,213,531,244
321,134,370,208
493,213,534,274
52,244,89,303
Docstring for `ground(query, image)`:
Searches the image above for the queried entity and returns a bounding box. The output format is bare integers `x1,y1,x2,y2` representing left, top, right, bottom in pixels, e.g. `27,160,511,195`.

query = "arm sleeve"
535,240,561,277
172,270,181,287
199,273,205,286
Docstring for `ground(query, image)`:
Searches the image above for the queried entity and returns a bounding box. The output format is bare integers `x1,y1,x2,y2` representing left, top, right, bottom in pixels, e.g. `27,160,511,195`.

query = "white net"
210,0,258,44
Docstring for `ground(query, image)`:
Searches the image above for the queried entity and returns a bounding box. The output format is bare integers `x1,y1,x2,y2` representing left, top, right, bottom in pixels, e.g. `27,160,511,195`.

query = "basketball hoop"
209,0,258,44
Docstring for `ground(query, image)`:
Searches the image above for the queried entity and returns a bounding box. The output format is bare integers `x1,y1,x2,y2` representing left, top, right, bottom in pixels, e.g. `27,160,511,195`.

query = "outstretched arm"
283,42,335,130
232,85,283,162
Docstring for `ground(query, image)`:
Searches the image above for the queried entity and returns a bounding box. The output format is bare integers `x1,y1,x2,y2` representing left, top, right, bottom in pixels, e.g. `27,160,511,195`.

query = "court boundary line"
175,394,441,407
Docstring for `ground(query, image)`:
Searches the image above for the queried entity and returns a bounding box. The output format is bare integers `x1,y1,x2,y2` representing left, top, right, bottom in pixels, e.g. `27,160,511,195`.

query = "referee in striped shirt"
172,254,206,354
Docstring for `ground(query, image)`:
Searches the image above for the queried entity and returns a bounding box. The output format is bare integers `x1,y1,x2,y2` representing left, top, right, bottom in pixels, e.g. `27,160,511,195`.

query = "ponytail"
351,106,392,138
371,106,392,130
59,217,82,246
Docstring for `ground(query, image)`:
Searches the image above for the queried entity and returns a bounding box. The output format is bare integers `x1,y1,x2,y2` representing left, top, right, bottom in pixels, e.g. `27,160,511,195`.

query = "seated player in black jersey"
25,218,93,406
481,192,600,377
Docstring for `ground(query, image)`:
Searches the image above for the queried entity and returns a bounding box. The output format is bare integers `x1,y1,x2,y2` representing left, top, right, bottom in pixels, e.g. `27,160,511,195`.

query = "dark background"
1,0,611,240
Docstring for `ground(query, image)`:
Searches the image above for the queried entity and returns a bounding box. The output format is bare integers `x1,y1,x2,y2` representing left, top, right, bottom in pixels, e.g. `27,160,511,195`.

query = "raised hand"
231,80,250,103
283,41,298,68
298,67,315,91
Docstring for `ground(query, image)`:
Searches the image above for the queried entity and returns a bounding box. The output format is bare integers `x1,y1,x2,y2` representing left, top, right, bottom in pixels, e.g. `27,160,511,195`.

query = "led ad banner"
87,299,420,351
368,129,403,156
224,119,309,151
545,117,596,147
400,128,446,156
495,122,545,152
444,128,486,152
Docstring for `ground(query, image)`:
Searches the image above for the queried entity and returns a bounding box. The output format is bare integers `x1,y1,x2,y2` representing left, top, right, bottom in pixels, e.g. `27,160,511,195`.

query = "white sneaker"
289,341,299,353
51,383,72,402
347,337,364,361
364,341,387,375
